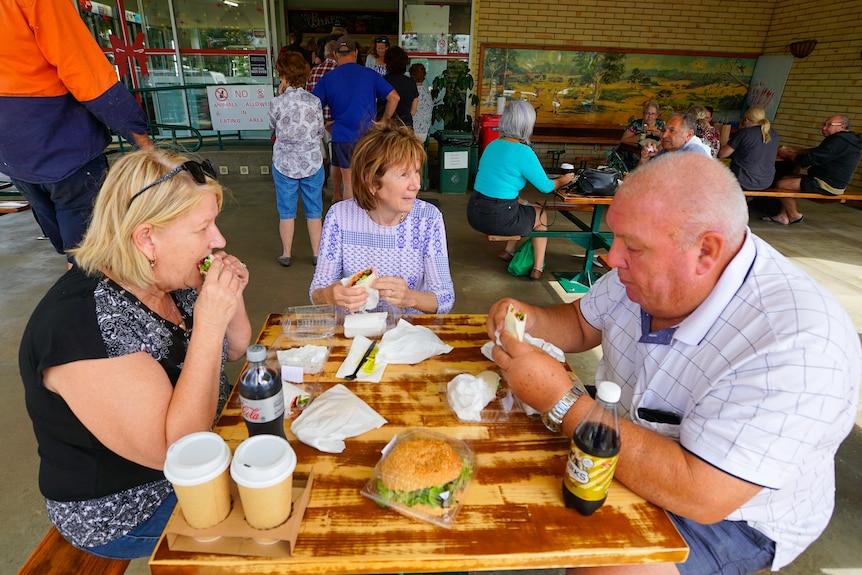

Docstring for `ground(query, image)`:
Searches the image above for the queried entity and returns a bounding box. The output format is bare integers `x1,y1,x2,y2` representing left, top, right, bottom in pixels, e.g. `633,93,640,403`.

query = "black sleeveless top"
19,266,228,502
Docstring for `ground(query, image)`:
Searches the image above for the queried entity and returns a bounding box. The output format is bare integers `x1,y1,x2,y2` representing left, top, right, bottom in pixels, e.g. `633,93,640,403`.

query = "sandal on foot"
529,268,544,280
498,250,516,262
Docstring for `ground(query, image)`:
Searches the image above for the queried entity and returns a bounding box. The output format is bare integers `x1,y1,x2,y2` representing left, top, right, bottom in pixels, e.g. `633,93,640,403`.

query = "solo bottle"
239,344,286,439
563,381,621,515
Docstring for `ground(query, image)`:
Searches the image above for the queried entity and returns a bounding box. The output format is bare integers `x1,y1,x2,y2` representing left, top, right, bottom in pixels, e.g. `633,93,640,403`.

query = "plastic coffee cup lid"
560,163,574,170
231,435,297,488
163,431,231,486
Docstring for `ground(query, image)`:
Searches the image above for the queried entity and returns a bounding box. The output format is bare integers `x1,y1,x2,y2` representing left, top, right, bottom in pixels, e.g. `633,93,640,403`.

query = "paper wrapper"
341,270,379,312
164,471,314,558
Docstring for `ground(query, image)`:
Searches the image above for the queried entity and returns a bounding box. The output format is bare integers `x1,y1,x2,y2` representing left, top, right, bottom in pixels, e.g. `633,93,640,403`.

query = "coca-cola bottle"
239,344,286,439
563,381,621,515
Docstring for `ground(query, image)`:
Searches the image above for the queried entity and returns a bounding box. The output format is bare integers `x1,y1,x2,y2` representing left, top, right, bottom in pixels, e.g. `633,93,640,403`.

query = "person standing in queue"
270,50,325,268
380,46,418,129
365,36,390,75
312,36,399,201
486,153,859,575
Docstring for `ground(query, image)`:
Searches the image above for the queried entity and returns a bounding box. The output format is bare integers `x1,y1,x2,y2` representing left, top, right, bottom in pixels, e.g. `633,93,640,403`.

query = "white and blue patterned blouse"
309,199,455,314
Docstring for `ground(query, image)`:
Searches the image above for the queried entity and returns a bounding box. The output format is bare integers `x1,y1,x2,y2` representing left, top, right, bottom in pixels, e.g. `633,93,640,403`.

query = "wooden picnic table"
149,313,688,574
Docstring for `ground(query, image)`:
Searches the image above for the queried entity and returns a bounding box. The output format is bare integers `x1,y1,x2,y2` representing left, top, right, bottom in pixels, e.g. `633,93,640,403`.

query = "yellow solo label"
563,444,619,502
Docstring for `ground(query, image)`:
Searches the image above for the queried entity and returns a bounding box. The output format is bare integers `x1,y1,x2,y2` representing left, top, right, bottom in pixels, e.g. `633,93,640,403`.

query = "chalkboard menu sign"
287,10,398,36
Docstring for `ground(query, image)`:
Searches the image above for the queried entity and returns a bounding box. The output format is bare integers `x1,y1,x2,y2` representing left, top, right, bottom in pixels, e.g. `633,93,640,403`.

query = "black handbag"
576,167,622,196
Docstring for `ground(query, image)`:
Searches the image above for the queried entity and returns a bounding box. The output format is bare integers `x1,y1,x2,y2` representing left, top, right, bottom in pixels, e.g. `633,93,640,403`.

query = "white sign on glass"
206,85,271,131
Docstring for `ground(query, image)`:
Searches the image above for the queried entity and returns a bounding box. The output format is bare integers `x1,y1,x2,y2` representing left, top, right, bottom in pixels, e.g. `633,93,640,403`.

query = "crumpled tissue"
376,319,453,364
290,384,387,453
447,373,497,421
481,331,566,363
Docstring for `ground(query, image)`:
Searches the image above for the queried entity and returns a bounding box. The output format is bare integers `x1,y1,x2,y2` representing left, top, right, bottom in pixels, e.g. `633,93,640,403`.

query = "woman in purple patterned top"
309,122,454,314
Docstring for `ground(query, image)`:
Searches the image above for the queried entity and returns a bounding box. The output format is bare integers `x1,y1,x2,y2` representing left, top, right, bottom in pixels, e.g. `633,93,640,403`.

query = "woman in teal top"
468,99,575,279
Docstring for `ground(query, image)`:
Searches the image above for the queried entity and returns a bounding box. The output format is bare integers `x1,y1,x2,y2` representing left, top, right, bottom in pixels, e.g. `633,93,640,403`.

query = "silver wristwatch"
542,386,584,433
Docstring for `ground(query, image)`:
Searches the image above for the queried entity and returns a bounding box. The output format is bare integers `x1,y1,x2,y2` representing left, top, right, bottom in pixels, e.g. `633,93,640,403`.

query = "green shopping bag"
507,241,534,276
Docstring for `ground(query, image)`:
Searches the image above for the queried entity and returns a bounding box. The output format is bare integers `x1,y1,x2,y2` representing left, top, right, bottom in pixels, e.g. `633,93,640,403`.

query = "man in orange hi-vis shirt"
0,0,152,265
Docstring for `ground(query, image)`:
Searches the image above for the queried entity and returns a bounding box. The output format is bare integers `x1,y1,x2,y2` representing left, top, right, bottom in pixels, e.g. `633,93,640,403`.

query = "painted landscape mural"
478,46,757,127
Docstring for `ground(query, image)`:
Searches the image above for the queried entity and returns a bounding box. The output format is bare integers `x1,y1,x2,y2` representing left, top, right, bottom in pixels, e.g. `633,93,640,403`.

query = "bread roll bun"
380,437,462,492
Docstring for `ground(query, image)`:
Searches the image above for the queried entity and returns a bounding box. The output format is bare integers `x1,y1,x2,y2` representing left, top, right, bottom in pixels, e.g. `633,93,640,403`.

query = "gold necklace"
367,210,406,226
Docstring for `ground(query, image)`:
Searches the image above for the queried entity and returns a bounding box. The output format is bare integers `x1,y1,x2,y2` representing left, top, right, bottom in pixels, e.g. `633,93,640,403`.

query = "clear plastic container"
266,341,328,417
274,344,331,375
281,304,336,340
361,428,475,529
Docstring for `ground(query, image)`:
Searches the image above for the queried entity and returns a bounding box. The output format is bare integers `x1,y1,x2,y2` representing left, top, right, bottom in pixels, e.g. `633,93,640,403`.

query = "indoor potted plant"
430,60,480,133
430,61,480,193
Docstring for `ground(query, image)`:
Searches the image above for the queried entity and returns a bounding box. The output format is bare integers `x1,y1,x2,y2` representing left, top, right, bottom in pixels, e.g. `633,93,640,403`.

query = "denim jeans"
669,512,776,575
82,492,177,560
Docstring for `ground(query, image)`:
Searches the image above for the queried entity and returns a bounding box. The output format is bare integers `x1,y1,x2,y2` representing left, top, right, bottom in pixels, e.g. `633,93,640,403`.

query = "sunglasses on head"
127,159,217,208
374,36,389,44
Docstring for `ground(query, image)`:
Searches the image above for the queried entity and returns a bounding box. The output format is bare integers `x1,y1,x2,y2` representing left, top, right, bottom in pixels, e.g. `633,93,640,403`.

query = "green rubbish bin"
434,131,473,194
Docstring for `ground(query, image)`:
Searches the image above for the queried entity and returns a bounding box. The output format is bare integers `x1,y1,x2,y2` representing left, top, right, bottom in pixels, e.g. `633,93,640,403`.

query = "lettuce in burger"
376,436,472,514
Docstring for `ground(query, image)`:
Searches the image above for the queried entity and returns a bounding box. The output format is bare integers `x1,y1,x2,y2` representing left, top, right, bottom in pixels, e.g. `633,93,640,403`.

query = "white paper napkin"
290,384,387,453
375,319,453,364
482,331,566,363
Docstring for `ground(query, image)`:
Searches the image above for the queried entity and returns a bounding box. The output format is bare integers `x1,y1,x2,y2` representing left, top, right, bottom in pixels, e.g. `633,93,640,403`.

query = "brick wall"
475,0,862,189
765,0,862,191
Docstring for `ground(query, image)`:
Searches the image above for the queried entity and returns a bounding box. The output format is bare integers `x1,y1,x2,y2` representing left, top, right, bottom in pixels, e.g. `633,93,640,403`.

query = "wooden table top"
149,313,687,574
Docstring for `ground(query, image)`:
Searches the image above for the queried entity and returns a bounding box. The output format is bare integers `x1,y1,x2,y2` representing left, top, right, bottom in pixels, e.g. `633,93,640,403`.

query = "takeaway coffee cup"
560,162,575,176
163,432,232,529
231,434,297,531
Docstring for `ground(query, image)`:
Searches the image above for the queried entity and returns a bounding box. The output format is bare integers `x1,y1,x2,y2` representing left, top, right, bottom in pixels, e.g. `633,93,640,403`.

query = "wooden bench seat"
743,189,862,203
17,527,129,575
0,201,30,214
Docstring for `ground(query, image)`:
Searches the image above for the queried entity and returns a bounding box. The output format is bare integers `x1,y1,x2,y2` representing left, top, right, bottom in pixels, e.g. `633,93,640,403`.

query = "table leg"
549,204,613,294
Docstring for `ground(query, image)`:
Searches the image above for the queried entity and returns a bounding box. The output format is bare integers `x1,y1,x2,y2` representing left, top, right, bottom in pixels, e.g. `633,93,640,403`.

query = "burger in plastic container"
361,428,475,528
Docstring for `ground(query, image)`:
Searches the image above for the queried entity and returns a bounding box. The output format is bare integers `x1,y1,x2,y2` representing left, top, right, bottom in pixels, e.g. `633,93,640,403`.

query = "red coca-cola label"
240,395,284,423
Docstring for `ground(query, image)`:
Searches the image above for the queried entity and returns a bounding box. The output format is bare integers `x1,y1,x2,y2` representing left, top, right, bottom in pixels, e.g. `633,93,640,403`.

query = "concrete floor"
2,152,861,574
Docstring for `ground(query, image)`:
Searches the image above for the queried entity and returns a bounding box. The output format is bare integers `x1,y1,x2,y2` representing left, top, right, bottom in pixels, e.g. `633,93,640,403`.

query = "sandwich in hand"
504,303,526,342
198,254,214,276
348,267,377,289
376,436,472,515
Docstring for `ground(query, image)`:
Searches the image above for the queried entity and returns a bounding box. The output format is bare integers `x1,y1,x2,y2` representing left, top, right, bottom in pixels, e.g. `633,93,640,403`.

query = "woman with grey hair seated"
607,101,665,173
467,99,575,280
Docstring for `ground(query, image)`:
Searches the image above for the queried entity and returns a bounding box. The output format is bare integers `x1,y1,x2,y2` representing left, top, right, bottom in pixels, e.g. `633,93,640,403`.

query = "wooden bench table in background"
488,193,614,294
743,189,862,203
149,313,688,574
